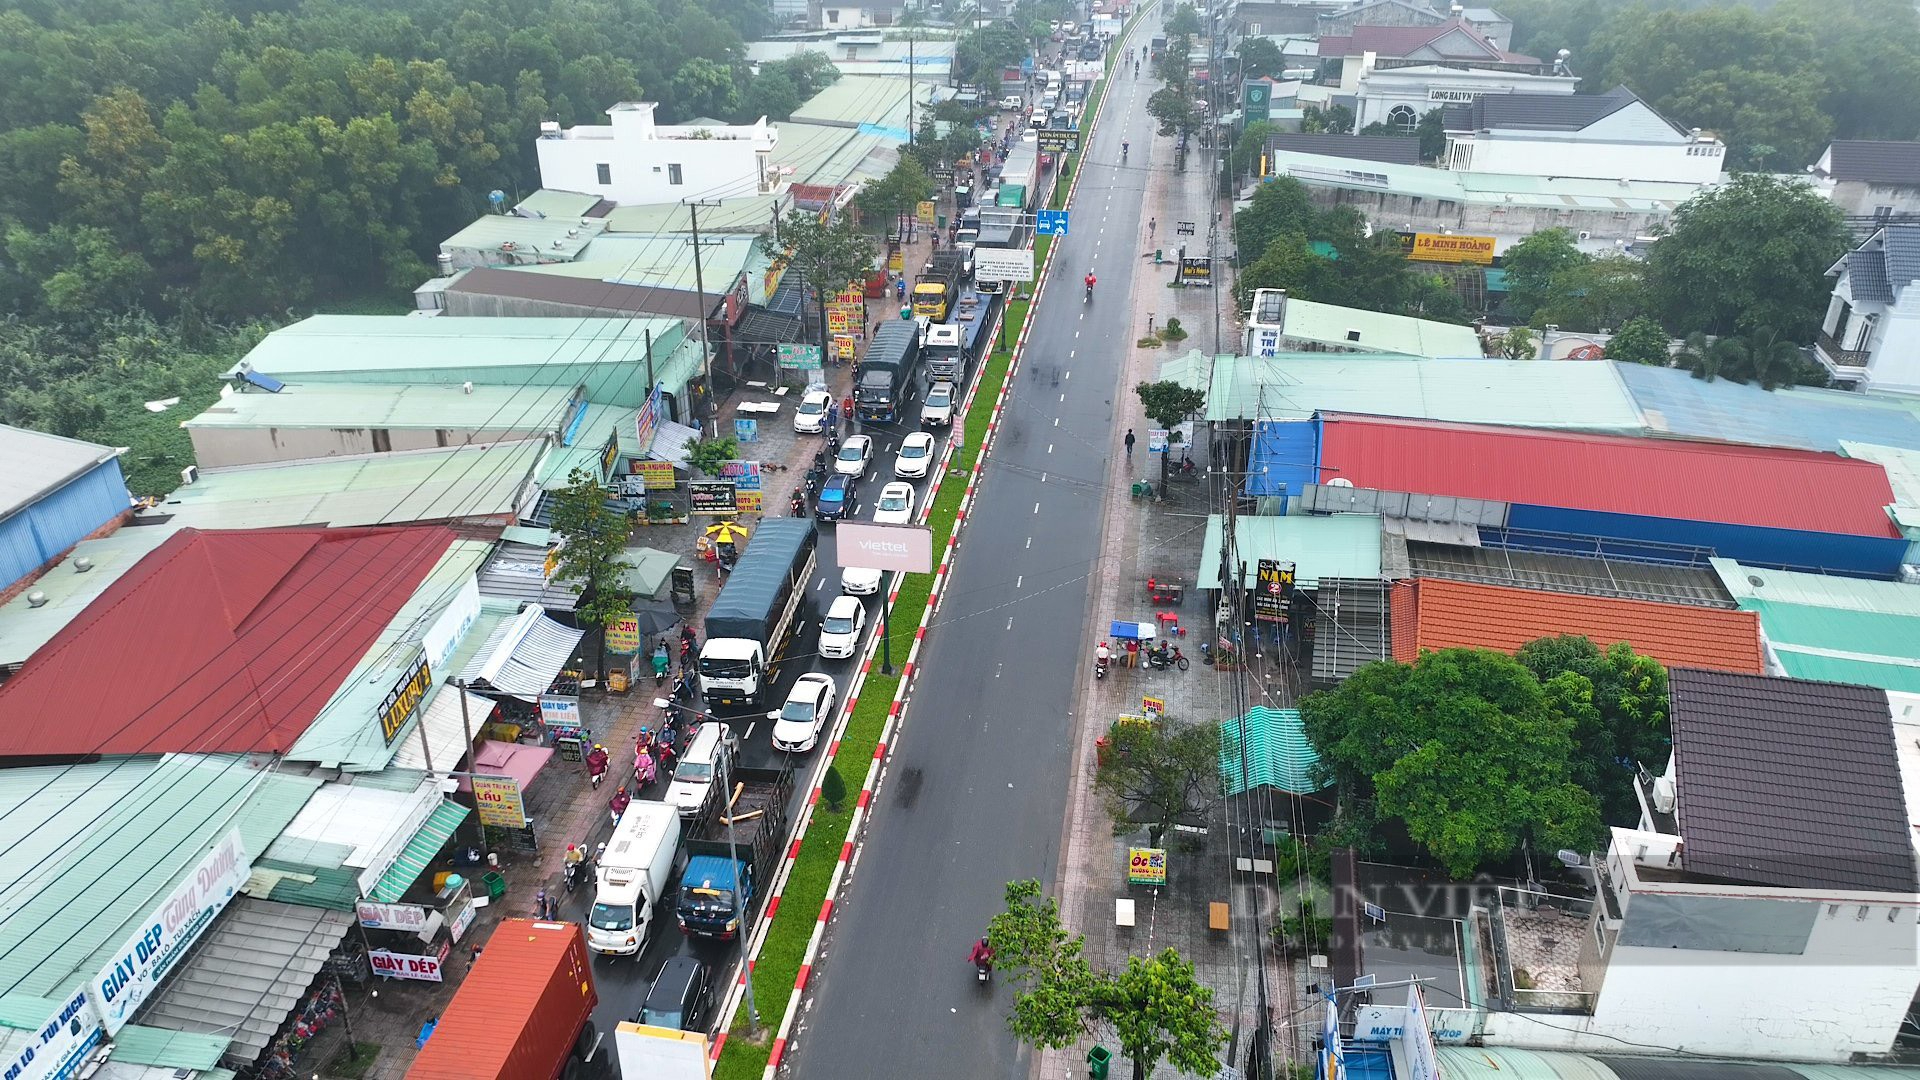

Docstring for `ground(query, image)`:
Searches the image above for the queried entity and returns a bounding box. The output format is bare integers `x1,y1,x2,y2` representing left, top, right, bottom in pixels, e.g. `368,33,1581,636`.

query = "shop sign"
88,829,248,1035
377,651,433,746
716,461,763,492
1255,559,1294,624
421,576,481,673
1248,327,1282,358
634,383,663,455
888,250,905,273
607,615,641,656
3,987,102,1080
599,430,622,482
689,481,738,515
777,343,823,369
633,459,677,491
1127,847,1168,886
1146,429,1169,454
836,286,865,306
1179,257,1213,285
735,418,759,444
1426,87,1483,103
832,334,858,359
369,947,445,983
448,897,477,943
1405,232,1496,265
973,248,1036,282
1141,695,1165,717
916,200,937,224
540,693,582,731
355,901,430,932
470,774,527,828
828,307,858,333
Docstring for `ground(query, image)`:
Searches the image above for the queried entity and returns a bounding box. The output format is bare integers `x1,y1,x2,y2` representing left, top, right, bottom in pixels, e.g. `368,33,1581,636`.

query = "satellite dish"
1327,477,1354,488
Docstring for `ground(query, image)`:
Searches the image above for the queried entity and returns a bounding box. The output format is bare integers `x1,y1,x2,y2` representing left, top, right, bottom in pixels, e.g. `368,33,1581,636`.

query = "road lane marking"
1026,536,1032,548
1064,370,1070,380
1016,575,1023,589
1033,502,1041,514
1007,617,1015,630
1048,443,1054,453
1054,417,1060,426
745,723,756,741
1059,393,1066,402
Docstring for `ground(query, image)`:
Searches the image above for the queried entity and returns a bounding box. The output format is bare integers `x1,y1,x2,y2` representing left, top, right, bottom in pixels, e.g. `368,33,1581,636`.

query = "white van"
666,722,740,820
1028,107,1047,130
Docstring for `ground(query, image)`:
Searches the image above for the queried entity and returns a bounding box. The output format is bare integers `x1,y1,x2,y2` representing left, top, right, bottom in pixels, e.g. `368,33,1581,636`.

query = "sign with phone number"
470,774,526,827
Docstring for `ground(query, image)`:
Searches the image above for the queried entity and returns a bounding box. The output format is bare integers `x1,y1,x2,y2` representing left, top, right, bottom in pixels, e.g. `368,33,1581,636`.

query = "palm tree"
1742,335,1806,390
1673,332,1716,381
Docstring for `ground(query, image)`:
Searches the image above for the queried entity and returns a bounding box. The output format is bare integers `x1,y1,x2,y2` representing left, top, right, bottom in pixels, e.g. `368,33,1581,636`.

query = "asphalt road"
790,27,1159,1080
567,286,996,1071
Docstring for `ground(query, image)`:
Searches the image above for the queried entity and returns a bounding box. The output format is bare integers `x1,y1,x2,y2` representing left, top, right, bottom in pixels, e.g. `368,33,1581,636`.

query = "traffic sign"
1036,209,1070,236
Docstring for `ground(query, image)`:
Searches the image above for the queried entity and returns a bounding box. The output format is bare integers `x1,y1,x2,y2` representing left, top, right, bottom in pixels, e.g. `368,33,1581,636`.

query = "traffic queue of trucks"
911,249,971,321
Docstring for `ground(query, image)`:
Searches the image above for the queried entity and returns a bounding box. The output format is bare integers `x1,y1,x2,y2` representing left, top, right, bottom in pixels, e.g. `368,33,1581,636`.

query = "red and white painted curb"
713,34,1131,1074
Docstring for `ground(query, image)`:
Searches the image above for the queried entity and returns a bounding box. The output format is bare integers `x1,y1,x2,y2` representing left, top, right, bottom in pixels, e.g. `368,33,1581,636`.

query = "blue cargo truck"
674,765,792,940
855,320,921,423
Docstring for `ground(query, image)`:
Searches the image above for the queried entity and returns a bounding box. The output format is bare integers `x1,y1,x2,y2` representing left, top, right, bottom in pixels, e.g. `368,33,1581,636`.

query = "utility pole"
685,198,726,436
454,678,489,863
907,31,917,148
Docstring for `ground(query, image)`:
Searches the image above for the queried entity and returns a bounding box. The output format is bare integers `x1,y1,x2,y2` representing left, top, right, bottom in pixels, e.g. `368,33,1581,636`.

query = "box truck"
699,518,818,708
854,320,922,424
586,801,682,957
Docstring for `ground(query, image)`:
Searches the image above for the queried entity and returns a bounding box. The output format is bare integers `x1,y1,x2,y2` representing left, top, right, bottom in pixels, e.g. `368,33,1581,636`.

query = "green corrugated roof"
1740,599,1920,693
369,801,471,903
513,233,766,295
1157,350,1214,394
1276,299,1482,359
601,195,785,234
0,755,321,1000
790,74,927,129
778,121,895,187
1712,560,1920,617
184,383,575,432
516,189,605,218
1204,354,1644,427
109,1023,230,1069
537,401,648,488
441,213,607,258
1196,514,1383,590
250,859,364,912
1219,707,1324,795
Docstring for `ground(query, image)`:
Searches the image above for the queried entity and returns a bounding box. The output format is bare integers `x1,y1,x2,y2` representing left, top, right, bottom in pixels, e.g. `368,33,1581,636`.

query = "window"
596,163,612,185
825,9,839,22
1387,105,1417,133
668,163,684,186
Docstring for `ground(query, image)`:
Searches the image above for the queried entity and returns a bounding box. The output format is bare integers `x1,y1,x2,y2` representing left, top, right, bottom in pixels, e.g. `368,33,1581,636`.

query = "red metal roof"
1390,578,1766,673
0,526,454,758
1317,414,1900,538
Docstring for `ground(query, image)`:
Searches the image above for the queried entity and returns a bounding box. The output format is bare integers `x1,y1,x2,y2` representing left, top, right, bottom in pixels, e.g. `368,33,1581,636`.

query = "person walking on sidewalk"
1124,428,1136,460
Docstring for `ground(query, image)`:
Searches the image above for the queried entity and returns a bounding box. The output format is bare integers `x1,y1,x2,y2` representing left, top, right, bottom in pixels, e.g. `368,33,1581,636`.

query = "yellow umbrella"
705,521,752,545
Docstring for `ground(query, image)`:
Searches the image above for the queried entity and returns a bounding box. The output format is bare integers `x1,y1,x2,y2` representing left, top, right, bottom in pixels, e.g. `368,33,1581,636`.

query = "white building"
1816,224,1920,392
1350,61,1576,132
1317,0,1514,52
536,103,778,206
807,0,907,30
1442,86,1725,186
1477,669,1920,1063
1810,141,1920,222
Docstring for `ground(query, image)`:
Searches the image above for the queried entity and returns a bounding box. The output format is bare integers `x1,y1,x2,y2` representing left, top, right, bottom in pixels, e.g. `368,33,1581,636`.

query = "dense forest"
1498,0,1920,170
0,0,843,492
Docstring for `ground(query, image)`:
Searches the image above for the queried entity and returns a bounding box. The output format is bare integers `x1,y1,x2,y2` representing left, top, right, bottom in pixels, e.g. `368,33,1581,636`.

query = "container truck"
675,765,793,939
998,144,1038,210
855,320,922,423
911,249,972,321
699,518,817,708
586,800,682,957
922,289,1003,384
407,919,599,1080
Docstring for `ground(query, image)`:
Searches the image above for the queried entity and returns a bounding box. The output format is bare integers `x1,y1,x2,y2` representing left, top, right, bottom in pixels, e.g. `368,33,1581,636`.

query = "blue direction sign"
1036,209,1070,236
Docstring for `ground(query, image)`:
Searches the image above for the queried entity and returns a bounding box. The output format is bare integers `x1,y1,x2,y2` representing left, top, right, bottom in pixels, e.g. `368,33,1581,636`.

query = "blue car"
815,474,857,522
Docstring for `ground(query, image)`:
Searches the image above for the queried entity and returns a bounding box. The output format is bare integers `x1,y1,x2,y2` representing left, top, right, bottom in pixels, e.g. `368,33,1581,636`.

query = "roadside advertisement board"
1037,128,1080,153
1404,232,1496,264
355,901,430,932
369,945,447,983
377,651,432,746
606,615,641,656
1255,559,1294,624
689,481,738,515
88,829,248,1034
1179,257,1213,285
974,248,1036,282
448,896,477,943
1127,847,1168,886
632,459,676,491
834,522,934,574
777,343,824,369
3,988,102,1080
470,774,527,828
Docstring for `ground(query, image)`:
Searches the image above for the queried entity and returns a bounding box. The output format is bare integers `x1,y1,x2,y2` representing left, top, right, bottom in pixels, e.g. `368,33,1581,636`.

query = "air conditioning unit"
1577,230,1591,241
1652,773,1676,814
181,465,200,486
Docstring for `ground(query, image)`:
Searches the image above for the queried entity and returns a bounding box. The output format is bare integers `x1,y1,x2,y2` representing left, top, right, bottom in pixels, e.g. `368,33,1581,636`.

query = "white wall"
1865,283,1920,395
1831,181,1920,218
1448,134,1724,184
814,3,896,29
1353,67,1577,130
188,425,540,468
536,103,775,206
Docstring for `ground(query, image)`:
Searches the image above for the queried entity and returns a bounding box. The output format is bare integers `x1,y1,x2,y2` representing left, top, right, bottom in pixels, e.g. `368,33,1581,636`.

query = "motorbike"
586,751,609,789
563,858,583,893
790,494,807,517
1094,646,1110,680
1122,143,1129,161
1145,643,1190,671
977,962,992,983
1084,282,1094,303
634,748,658,786
1170,456,1199,481
826,428,840,452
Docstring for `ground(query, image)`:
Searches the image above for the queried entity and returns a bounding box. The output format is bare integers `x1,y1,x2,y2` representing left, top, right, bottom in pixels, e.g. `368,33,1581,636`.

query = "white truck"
586,800,682,957
699,518,819,708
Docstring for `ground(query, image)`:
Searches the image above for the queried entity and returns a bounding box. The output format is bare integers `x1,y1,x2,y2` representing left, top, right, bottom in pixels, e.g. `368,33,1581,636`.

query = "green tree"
854,158,935,233
1233,176,1316,266
1704,334,1808,390
1301,104,1353,134
5,223,153,323
1647,174,1850,345
1095,718,1220,847
686,436,740,477
1415,107,1448,161
1146,85,1200,140
549,466,634,682
1230,119,1277,181
1238,36,1285,79
1236,232,1334,311
1672,331,1718,381
1515,636,1670,825
1533,255,1647,334
989,881,1227,1080
1501,228,1585,323
1165,3,1203,36
1302,649,1603,877
670,58,742,122
1604,315,1671,366
762,210,879,362
1496,326,1537,360
1134,380,1207,488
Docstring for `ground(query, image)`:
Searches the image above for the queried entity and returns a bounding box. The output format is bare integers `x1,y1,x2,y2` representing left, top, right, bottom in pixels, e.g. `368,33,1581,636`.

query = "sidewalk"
1035,89,1316,1080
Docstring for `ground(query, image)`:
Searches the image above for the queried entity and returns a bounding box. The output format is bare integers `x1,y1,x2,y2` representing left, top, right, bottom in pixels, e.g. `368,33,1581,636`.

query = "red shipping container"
407,919,599,1080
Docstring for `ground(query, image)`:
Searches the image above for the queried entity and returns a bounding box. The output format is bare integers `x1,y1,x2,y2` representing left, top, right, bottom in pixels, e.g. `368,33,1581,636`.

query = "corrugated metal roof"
1317,414,1902,539
1196,514,1383,589
1773,652,1920,694
1842,441,1920,518
478,543,583,610
790,74,930,129
267,777,439,897
1157,349,1213,394
0,758,161,874
441,213,607,259
1220,707,1325,795
0,528,173,668
368,801,471,902
1388,577,1765,672
137,897,354,1062
1409,540,1735,608
1279,299,1483,358
1669,669,1914,893
184,383,575,432
1711,559,1920,617
1308,577,1391,684
1266,150,1700,209
245,859,362,912
0,526,456,758
1437,1046,1621,1080
0,754,321,999
1203,355,1643,427
460,604,586,699
0,424,119,520
92,1024,229,1070
230,315,688,380
1741,599,1920,693
601,195,786,234
515,189,606,219
1618,363,1920,453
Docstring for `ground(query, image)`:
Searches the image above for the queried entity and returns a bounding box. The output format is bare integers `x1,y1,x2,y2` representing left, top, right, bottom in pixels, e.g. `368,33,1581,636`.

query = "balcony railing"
1816,331,1870,369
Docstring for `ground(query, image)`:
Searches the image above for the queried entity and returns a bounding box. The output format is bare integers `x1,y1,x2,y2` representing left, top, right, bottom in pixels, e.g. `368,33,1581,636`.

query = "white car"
920,383,955,428
817,595,867,659
873,481,916,525
769,673,838,753
1000,94,1024,111
841,566,882,595
894,431,937,478
834,434,873,477
793,387,833,433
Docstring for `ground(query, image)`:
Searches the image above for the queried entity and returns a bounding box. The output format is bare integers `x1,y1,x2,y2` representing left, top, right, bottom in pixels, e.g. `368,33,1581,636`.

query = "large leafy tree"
1514,636,1670,825
1233,176,1316,266
1533,255,1647,334
1500,227,1585,323
1604,315,1671,366
1647,174,1850,345
989,880,1228,1080
549,467,635,682
1301,648,1604,876
1134,380,1207,488
853,158,935,234
1238,36,1285,80
761,210,879,361
1095,718,1220,847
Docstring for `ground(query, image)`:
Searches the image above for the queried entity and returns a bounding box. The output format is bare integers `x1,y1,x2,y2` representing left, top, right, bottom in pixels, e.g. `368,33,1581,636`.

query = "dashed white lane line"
1064,370,1071,380
745,722,757,742
1033,502,1041,514
1026,536,1032,548
1048,443,1054,453
1059,393,1066,402
1053,417,1059,427
1015,575,1024,589
1007,617,1015,630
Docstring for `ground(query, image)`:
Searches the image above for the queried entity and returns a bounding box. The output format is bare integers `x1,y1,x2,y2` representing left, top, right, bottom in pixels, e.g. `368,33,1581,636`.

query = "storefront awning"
647,419,701,466
617,547,680,599
459,603,585,701
460,740,553,793
388,685,496,773
368,801,470,903
136,897,354,1064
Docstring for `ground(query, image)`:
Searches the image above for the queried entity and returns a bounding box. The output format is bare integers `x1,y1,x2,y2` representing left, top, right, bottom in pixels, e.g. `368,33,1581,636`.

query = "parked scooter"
1144,642,1190,671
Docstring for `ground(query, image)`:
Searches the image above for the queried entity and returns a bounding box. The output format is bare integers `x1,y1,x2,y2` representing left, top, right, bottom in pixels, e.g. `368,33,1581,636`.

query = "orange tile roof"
1389,577,1766,674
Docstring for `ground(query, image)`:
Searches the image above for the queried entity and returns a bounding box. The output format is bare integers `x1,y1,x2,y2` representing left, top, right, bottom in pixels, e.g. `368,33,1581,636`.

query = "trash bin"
1086,1045,1112,1079
482,870,507,900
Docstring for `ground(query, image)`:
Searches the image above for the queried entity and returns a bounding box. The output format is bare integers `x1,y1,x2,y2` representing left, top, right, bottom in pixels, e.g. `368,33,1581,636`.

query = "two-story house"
1442,85,1725,186
1317,0,1512,51
1811,141,1920,223
1817,224,1920,393
535,102,779,207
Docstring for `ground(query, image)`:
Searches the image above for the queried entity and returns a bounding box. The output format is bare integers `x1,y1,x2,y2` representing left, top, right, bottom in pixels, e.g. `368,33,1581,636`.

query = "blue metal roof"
1615,362,1920,453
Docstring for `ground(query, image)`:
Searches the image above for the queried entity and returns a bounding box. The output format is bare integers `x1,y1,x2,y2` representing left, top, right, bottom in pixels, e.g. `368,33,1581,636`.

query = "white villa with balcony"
535,102,778,207
1817,224,1920,393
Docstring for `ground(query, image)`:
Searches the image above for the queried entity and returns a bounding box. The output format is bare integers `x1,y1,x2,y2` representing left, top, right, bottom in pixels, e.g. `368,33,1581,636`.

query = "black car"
815,473,857,522
638,955,713,1032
